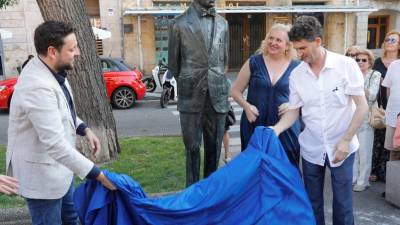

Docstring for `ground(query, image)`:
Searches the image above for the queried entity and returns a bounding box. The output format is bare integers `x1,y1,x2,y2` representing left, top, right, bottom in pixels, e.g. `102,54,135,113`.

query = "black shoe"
381,192,386,198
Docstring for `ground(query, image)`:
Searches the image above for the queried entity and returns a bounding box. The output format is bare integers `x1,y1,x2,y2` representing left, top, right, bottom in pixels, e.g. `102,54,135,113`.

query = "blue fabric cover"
74,127,315,225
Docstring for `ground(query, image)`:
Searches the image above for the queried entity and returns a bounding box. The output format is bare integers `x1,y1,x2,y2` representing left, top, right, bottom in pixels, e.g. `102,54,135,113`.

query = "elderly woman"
345,45,361,59
231,23,301,166
352,49,382,192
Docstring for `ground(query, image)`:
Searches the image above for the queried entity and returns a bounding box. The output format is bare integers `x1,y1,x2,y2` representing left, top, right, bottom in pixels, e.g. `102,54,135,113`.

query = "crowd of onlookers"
345,30,400,193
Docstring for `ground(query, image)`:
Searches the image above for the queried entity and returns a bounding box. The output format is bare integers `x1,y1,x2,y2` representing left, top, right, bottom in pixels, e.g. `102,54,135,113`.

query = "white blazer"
6,57,94,199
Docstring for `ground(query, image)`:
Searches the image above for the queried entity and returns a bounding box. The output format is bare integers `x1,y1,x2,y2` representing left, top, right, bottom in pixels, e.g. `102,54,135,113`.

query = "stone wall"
99,0,123,59
0,0,42,77
0,0,122,78
123,15,156,75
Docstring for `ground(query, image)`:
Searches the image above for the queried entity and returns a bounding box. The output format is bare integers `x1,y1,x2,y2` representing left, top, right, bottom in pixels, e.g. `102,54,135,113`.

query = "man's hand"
244,105,259,123
85,128,101,155
96,172,117,191
278,103,289,117
333,139,350,163
269,126,280,136
0,175,19,195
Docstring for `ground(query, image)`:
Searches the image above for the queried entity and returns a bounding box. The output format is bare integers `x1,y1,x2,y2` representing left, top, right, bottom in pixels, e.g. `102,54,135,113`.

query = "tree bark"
36,0,120,162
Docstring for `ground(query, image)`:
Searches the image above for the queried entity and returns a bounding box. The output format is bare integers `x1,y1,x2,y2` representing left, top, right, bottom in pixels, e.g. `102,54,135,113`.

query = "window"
367,16,389,49
101,59,120,72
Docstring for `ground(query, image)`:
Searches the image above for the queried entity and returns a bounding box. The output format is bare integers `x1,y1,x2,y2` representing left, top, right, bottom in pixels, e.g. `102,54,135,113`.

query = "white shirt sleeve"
288,75,303,109
344,59,365,96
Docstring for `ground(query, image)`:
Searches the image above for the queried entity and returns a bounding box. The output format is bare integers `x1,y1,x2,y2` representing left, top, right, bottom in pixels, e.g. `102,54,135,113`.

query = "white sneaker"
353,185,366,192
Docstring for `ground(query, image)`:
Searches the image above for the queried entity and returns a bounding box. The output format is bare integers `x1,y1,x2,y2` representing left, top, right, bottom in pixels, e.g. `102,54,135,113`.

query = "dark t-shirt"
373,57,388,109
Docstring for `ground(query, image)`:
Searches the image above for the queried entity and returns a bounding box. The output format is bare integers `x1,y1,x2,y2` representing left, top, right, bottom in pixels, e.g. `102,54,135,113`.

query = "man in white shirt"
272,16,368,225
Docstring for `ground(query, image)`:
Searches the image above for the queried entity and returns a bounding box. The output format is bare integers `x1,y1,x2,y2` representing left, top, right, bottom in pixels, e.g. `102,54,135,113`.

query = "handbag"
367,70,386,129
368,103,386,129
226,106,236,126
394,115,400,148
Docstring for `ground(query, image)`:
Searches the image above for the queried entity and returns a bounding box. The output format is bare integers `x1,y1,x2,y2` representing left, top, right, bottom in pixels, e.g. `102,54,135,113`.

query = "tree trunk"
36,0,120,162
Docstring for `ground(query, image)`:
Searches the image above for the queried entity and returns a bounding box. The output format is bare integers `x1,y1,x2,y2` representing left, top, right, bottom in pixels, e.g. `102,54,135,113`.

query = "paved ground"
1,72,400,224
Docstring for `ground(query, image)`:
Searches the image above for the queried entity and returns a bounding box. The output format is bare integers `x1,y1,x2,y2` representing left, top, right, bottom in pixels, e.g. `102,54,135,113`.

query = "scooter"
142,59,168,93
160,69,177,108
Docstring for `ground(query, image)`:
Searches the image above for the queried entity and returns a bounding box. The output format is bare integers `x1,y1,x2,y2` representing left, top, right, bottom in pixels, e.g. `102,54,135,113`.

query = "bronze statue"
168,0,230,186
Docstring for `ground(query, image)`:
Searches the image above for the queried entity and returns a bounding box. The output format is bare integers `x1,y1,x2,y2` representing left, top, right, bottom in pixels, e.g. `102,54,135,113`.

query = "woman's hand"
244,105,259,123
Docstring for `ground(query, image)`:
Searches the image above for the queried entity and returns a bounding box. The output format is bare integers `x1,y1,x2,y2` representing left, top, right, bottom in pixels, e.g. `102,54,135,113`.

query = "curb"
0,207,30,225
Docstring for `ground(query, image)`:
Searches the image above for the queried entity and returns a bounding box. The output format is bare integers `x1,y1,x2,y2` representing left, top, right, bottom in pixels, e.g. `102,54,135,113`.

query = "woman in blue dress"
231,23,301,166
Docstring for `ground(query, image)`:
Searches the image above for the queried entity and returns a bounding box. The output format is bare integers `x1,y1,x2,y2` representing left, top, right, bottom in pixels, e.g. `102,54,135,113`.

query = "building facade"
122,0,399,73
0,0,122,78
0,0,399,77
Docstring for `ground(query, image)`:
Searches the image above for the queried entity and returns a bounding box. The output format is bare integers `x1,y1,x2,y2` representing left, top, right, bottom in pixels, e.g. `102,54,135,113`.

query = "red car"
0,57,146,111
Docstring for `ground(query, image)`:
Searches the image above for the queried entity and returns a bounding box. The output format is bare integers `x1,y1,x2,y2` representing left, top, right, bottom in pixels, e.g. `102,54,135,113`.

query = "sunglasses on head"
385,37,399,44
355,58,368,63
345,53,357,57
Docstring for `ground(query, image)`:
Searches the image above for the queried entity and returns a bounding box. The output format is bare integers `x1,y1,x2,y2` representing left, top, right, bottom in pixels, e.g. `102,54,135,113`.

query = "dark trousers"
302,153,355,225
180,98,226,187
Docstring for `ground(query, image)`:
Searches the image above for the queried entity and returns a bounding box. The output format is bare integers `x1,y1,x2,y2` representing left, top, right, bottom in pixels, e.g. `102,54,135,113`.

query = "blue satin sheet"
74,127,315,225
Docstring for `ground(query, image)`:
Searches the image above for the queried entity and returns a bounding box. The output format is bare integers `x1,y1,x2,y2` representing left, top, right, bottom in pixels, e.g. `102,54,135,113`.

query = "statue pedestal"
386,160,400,207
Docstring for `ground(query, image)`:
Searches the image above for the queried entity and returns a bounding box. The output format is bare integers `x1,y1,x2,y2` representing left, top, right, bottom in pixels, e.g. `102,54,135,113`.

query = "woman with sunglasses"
370,31,400,183
352,49,382,192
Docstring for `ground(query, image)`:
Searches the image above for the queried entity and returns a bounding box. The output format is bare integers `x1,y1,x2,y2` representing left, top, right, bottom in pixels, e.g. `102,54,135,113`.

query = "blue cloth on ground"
74,127,315,225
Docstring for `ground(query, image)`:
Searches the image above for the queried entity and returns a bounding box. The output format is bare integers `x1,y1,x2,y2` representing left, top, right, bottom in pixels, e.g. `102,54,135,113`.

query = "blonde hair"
345,45,361,55
381,30,400,58
255,23,295,59
356,48,375,69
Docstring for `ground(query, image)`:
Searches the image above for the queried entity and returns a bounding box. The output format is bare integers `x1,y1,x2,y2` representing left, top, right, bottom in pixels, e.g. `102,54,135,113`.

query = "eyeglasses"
385,37,399,44
345,53,357,57
355,58,368,63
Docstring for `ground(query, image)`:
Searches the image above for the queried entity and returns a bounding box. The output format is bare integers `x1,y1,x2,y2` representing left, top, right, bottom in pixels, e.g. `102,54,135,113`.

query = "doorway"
227,13,266,70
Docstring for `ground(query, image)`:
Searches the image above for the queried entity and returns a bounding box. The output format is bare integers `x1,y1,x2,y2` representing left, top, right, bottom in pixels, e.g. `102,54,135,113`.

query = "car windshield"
101,58,135,72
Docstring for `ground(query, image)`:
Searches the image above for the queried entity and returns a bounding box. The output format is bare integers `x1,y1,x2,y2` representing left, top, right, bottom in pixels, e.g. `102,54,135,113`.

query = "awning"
124,5,378,15
92,27,112,40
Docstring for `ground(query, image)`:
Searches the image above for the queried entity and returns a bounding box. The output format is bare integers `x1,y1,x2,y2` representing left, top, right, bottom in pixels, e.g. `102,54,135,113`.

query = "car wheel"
112,87,136,109
143,78,156,92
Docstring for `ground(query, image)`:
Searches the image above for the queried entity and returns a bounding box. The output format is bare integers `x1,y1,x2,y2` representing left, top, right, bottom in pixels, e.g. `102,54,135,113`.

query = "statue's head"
194,0,215,9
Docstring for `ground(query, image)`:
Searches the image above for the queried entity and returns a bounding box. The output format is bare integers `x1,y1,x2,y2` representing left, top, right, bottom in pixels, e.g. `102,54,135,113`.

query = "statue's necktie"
201,8,216,17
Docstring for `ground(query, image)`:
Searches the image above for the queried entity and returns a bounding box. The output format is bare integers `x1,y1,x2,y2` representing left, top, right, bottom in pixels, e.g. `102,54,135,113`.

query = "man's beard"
56,62,73,72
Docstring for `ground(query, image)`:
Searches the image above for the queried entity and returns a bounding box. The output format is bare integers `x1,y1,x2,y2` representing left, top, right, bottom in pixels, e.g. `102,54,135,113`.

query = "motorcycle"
160,69,177,108
142,59,168,93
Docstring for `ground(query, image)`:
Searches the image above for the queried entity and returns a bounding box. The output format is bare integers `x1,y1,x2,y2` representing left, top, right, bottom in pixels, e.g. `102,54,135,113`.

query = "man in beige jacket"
6,21,115,225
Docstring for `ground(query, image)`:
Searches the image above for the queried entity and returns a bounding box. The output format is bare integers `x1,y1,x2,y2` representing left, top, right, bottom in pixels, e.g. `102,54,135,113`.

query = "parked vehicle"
142,59,168,93
0,57,146,111
101,57,146,109
0,77,16,110
160,70,177,108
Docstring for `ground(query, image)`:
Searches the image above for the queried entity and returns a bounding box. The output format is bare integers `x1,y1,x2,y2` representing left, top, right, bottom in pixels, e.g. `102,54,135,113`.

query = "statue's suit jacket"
6,58,94,199
168,5,230,113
